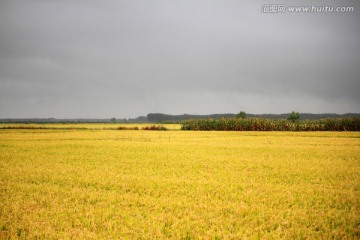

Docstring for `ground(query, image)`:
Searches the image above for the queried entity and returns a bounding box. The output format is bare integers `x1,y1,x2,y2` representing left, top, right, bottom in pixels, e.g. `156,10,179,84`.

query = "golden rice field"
0,125,359,239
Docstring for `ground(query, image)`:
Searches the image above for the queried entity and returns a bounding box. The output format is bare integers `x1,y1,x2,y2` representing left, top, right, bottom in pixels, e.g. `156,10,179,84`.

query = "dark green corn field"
181,117,360,131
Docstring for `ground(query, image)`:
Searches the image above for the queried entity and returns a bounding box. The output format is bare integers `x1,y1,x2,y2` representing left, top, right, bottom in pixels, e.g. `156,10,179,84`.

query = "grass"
0,126,359,238
0,123,179,130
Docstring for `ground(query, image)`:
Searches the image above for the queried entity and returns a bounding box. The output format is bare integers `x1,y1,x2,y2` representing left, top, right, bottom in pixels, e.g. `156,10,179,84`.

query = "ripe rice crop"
0,127,359,238
181,117,360,131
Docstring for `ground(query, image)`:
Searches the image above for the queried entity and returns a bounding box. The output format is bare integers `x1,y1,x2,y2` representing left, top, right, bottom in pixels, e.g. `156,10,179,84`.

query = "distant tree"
111,118,116,123
237,111,247,119
288,111,300,122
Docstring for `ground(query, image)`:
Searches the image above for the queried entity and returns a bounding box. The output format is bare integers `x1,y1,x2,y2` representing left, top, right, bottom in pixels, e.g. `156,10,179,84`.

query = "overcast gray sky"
0,0,359,118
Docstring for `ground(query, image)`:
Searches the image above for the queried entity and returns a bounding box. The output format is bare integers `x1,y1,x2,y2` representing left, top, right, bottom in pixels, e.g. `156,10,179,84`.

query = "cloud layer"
1,0,359,118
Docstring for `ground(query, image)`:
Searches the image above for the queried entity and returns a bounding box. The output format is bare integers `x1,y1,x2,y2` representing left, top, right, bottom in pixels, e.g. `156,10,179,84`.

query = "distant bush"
142,125,167,131
288,111,300,122
236,111,247,119
181,117,360,131
117,126,139,130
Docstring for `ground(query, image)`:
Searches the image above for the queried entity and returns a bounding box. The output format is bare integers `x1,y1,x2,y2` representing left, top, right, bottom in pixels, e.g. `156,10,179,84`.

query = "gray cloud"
0,0,359,118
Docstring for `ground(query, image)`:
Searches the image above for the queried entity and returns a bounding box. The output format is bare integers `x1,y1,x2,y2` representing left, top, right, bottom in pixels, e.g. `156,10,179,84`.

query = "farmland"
0,126,359,239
